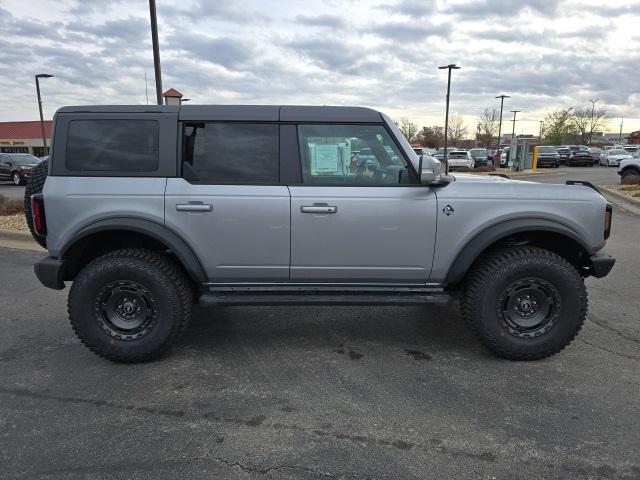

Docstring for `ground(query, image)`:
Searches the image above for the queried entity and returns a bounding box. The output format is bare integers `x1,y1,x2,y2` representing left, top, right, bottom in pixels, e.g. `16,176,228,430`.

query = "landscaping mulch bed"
0,213,27,231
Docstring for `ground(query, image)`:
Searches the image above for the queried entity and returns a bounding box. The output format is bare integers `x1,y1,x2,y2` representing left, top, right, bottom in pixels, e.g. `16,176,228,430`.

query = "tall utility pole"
495,94,510,150
539,121,544,143
510,110,521,170
35,74,53,151
149,0,163,105
620,117,624,142
438,64,461,175
588,98,598,145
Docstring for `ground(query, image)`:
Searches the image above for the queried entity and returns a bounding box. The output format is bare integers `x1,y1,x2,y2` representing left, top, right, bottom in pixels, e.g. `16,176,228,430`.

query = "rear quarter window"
65,119,159,172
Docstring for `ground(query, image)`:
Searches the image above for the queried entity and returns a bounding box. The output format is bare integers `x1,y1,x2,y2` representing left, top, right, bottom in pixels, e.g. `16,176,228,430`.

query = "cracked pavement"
1,168,639,479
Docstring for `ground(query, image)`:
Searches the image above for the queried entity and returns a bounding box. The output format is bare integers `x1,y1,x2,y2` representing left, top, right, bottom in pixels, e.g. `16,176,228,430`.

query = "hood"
448,173,604,203
609,154,632,159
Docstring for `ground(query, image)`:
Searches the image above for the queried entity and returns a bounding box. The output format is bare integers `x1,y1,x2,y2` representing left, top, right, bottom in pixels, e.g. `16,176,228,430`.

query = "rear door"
288,123,438,283
165,121,290,283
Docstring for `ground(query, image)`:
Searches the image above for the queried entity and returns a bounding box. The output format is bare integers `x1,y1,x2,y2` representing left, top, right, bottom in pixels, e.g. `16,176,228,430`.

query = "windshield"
8,154,40,165
609,149,627,155
539,146,557,153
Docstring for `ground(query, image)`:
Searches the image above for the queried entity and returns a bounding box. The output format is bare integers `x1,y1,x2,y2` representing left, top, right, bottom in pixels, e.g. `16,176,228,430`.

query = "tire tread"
68,248,193,363
461,246,587,360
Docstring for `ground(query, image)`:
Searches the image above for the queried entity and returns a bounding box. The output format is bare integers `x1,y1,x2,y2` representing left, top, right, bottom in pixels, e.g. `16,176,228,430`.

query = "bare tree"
477,108,499,148
572,106,608,144
395,118,419,142
447,115,469,146
543,108,576,145
416,126,444,148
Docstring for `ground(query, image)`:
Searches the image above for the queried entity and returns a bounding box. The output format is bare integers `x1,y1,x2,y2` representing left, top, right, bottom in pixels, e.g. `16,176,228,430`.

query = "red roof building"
0,120,53,156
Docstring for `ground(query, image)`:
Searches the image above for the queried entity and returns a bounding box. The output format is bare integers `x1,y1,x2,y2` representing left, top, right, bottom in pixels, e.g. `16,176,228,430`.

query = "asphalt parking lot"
0,182,24,200
1,166,638,479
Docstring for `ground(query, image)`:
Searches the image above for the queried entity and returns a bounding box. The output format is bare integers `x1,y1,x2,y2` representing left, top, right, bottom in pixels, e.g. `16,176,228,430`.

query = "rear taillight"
30,194,47,237
604,204,612,239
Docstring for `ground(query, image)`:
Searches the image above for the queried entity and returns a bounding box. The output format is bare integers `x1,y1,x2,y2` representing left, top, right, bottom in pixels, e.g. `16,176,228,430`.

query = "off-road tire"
68,248,194,363
461,246,587,360
621,168,640,179
23,159,48,248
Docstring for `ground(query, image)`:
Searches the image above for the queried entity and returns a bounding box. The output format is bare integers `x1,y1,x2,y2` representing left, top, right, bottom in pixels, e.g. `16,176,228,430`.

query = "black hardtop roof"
55,105,383,122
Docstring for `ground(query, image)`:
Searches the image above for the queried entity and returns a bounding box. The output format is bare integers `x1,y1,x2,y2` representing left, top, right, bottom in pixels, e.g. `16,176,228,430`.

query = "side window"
65,120,159,172
183,123,279,184
297,124,415,185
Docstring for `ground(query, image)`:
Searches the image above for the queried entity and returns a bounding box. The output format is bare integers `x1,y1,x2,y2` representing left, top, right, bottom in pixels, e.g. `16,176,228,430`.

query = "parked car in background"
500,147,509,167
535,146,560,168
556,147,570,164
412,147,437,158
0,153,41,185
469,148,490,167
447,150,475,170
567,145,594,166
618,157,640,181
623,145,639,157
601,148,633,167
492,149,503,164
588,147,602,163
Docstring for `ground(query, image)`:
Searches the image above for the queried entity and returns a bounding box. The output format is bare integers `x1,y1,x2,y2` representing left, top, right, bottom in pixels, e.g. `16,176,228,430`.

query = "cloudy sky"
1,0,639,135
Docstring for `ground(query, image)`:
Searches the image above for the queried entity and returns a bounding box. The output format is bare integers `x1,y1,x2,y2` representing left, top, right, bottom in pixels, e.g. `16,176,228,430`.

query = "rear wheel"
24,159,48,248
68,248,194,363
461,246,586,360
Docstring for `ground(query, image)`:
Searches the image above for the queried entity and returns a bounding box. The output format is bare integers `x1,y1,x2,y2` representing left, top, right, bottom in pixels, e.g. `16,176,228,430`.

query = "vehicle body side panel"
43,177,167,258
429,176,608,282
165,179,291,282
289,186,438,282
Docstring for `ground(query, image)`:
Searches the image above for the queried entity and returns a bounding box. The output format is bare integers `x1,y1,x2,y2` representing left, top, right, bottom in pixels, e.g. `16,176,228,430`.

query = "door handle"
176,203,213,212
301,204,337,214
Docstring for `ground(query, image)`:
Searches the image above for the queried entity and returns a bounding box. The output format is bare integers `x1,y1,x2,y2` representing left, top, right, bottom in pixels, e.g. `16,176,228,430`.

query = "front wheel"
461,246,586,360
12,172,23,186
621,168,640,180
68,249,194,363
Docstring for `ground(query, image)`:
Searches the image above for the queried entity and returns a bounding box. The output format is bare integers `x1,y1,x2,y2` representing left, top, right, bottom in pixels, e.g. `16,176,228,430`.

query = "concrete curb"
599,186,640,216
0,229,45,252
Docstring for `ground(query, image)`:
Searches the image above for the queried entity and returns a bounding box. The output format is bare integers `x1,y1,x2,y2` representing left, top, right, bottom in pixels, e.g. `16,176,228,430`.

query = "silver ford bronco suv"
26,105,615,363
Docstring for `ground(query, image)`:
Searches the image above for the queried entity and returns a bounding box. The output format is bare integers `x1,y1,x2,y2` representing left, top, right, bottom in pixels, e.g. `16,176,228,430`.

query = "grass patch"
0,194,24,216
633,192,640,198
621,185,640,192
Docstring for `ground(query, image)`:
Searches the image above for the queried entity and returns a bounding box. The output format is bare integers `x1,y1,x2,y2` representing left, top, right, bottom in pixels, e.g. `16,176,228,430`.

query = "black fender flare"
444,218,593,284
60,217,207,283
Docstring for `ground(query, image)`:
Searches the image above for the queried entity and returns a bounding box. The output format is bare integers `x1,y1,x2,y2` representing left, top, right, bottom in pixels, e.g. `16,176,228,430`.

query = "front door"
165,122,290,283
289,123,438,283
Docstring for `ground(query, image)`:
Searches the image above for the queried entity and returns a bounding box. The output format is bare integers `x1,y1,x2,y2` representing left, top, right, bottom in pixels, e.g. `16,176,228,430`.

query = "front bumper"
589,251,616,278
34,256,65,290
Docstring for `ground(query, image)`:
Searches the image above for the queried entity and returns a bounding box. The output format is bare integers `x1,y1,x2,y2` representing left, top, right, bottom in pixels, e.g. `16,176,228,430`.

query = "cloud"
368,21,450,41
168,33,256,69
295,14,346,28
0,0,638,131
446,0,562,19
378,0,437,17
159,0,269,25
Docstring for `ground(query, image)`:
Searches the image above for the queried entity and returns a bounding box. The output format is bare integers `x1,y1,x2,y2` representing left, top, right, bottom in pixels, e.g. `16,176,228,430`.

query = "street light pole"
539,121,544,143
510,110,521,170
35,74,53,152
495,94,510,151
438,64,461,175
149,0,163,105
620,117,624,142
588,98,598,145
